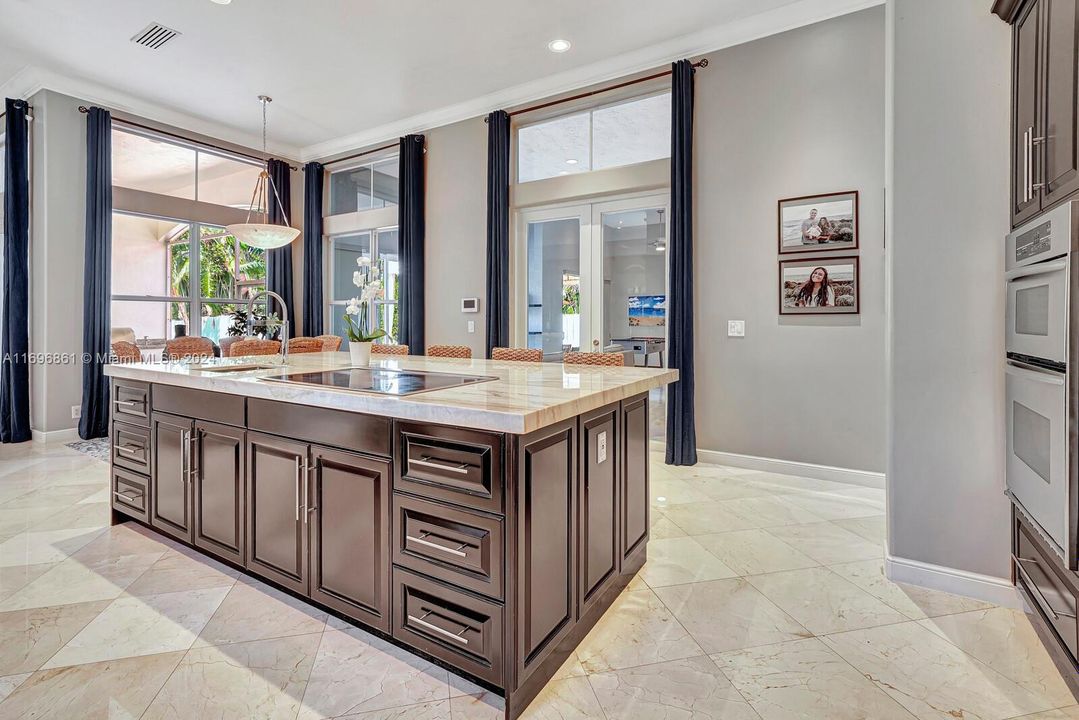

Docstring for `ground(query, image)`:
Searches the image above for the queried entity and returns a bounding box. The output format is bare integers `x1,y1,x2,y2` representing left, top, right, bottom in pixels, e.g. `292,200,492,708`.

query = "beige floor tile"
195,577,328,646
781,491,884,521
640,537,738,588
625,573,649,592
719,495,829,528
143,634,320,720
0,650,183,719
919,608,1075,708
765,522,882,565
450,693,505,720
588,655,759,719
44,585,229,668
695,529,818,576
823,621,1057,720
0,672,31,702
654,578,811,654
552,653,588,680
747,567,907,634
335,700,453,719
0,483,103,511
714,637,915,720
662,501,759,536
0,561,60,603
649,512,688,540
0,527,104,567
1006,709,1079,719
72,522,180,562
124,547,240,597
830,516,887,544
0,551,163,611
0,507,60,537
683,474,779,501
28,502,111,533
652,478,714,508
0,600,110,675
828,560,993,620
518,675,606,720
575,588,703,673
298,625,449,718
737,472,850,494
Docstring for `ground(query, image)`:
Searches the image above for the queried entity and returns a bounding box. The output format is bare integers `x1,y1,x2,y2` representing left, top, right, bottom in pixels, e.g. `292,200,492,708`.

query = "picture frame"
777,190,859,255
779,256,860,315
628,294,666,327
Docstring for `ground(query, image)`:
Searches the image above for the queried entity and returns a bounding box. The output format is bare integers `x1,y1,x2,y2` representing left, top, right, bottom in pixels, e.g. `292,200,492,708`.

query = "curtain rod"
321,135,427,168
0,101,34,123
487,58,708,123
77,105,298,170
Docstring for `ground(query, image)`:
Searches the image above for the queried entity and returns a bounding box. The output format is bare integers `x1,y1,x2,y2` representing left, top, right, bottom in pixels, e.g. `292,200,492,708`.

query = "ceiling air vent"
130,22,181,50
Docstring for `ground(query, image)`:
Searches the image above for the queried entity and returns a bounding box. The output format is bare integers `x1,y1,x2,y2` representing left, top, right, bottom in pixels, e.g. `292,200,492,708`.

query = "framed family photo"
779,257,860,315
778,190,858,254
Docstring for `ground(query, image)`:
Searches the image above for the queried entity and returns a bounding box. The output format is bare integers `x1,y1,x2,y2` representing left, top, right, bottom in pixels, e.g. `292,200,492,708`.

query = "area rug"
65,437,111,463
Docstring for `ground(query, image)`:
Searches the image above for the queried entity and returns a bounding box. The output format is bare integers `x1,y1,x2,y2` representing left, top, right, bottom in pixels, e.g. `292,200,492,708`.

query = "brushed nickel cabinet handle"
295,456,302,522
1013,554,1077,620
411,456,470,475
113,490,141,503
300,458,310,523
408,613,470,645
181,430,190,485
115,399,144,408
407,533,468,558
115,444,143,457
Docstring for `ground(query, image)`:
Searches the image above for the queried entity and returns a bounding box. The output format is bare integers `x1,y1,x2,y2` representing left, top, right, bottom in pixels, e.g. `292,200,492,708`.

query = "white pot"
349,341,372,366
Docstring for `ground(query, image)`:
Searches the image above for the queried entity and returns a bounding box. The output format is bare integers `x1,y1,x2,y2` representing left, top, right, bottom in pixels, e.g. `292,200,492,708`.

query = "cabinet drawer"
396,424,502,514
112,466,148,522
112,380,150,427
1016,515,1079,660
248,398,390,457
394,494,503,600
392,568,504,686
112,422,151,474
154,385,245,427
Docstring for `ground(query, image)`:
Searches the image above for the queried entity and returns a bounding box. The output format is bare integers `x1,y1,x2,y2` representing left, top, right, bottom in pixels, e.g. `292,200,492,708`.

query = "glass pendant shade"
227,223,301,249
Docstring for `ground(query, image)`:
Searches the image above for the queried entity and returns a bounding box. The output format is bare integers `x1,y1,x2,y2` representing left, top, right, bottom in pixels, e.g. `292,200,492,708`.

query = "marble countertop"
104,352,678,434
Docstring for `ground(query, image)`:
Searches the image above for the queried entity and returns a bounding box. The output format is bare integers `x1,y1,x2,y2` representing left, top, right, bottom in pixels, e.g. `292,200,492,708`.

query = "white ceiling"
0,0,881,161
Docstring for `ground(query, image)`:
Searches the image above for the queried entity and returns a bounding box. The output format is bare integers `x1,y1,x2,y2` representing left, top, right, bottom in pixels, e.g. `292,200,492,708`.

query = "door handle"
301,458,311,523
180,430,190,485
1013,554,1077,619
189,433,199,485
408,610,470,646
1024,127,1032,203
411,456,470,475
1005,359,1065,386
294,456,303,522
406,532,469,558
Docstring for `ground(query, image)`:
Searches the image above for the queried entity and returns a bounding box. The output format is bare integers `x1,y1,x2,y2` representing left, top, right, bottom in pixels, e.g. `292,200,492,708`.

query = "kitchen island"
104,352,676,719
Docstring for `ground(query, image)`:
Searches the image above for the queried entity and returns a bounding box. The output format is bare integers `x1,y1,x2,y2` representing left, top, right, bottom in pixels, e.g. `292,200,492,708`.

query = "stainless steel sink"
192,363,280,373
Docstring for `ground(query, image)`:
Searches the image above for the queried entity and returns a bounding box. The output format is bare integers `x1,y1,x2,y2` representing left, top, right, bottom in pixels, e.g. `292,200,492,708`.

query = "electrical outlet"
467,320,475,333
71,405,81,420
598,431,608,464
727,320,745,338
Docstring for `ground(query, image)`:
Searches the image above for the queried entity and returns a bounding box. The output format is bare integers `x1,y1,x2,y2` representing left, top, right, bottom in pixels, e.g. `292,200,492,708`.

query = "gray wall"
694,7,887,472
888,0,1012,577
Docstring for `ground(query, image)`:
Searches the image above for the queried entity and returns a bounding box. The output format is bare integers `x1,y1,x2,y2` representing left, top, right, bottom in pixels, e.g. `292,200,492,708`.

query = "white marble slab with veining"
104,351,678,434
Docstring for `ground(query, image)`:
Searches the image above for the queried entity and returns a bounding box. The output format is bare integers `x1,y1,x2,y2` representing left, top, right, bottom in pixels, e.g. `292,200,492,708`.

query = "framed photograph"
778,190,858,254
779,257,859,315
628,295,666,327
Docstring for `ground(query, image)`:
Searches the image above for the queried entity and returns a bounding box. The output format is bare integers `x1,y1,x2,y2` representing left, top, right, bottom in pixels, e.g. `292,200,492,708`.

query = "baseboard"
885,554,1021,609
695,449,885,489
31,427,80,444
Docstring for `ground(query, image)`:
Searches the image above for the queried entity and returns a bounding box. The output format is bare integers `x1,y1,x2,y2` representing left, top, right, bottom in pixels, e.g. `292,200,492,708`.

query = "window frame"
326,225,400,343
325,153,401,217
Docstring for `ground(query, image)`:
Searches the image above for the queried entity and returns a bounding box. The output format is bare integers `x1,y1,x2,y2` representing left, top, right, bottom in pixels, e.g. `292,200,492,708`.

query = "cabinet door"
578,405,619,616
1014,0,1043,226
620,395,650,569
245,432,309,594
309,446,391,631
1041,0,1079,208
193,420,245,565
150,412,194,543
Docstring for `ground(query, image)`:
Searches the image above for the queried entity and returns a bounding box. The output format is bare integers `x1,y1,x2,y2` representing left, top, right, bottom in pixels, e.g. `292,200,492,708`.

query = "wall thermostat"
461,298,479,313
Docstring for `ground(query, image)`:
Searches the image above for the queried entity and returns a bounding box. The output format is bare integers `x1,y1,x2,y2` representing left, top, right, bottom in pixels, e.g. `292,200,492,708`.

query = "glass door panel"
521,211,590,358
598,204,668,351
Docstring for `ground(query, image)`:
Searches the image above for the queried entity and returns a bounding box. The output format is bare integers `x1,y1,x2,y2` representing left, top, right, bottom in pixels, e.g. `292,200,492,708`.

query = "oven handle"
1005,359,1066,386
1005,259,1068,282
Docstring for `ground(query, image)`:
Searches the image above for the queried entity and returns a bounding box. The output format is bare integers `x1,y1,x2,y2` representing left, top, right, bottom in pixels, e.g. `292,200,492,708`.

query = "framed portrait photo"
778,190,859,254
779,257,860,315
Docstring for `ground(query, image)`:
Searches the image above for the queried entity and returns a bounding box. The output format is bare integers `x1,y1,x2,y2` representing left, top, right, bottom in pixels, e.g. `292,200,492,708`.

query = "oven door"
1006,359,1068,557
1005,259,1068,365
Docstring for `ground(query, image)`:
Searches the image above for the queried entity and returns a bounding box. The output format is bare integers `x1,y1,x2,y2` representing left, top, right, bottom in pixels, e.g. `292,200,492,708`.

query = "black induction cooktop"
260,367,497,396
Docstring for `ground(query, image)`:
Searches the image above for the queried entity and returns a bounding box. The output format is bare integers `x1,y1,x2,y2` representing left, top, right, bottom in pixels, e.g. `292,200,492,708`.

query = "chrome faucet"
246,290,290,364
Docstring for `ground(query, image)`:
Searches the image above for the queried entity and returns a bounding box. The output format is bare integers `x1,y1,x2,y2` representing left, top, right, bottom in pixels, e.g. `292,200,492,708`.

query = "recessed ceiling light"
548,39,571,53
558,171,569,175
565,158,578,165
211,0,232,4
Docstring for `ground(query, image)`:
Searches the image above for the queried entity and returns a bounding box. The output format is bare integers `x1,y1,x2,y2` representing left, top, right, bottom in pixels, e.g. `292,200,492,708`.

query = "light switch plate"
728,320,745,338
467,320,475,333
598,431,608,464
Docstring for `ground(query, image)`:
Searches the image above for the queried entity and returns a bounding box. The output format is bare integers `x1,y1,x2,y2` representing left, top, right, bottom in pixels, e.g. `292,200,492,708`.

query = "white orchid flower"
345,297,362,315
356,256,372,267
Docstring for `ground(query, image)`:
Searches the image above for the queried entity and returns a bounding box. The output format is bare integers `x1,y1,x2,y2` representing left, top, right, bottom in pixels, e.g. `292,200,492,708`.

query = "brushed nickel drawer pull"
114,489,141,503
408,613,470,645
114,399,145,408
1013,554,1077,620
407,533,468,558
115,444,143,457
411,456,470,475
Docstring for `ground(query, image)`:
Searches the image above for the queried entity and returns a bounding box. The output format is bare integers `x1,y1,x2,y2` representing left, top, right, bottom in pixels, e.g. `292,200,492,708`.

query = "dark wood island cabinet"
105,359,666,719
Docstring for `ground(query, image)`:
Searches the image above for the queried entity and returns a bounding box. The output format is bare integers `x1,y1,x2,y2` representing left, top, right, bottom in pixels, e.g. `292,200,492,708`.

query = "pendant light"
226,95,301,249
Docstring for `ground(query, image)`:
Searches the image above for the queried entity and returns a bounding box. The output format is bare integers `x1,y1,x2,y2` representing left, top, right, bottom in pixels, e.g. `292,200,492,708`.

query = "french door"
514,193,669,361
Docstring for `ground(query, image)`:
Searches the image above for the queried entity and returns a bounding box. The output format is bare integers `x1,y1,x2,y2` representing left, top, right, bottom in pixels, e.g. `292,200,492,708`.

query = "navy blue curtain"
666,60,697,466
302,161,324,337
265,158,295,330
1,99,31,443
485,111,510,357
398,135,426,351
79,106,113,440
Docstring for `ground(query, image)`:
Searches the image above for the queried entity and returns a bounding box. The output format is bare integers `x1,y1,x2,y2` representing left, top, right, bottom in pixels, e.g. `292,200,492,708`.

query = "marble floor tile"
0,650,184,719
0,507,61,537
336,700,453,719
0,483,103,510
552,653,588,680
781,491,885,521
298,625,449,718
0,551,163,611
737,471,853,495
76,487,111,506
747,567,907,634
0,600,110,675
639,536,738,588
575,588,704,673
719,495,829,528
661,501,759,536
0,527,104,567
1006,709,1079,719
823,621,1056,720
43,585,229,668
695,529,818,576
0,672,31,702
143,634,320,720
195,576,328,646
764,521,883,565
714,637,916,720
588,655,760,720
828,560,994,620
0,561,60,603
683,474,779,501
649,511,688,540
919,608,1076,708
123,547,240,597
831,515,887,544
449,693,505,720
651,478,714,508
28,502,111,533
654,578,811,654
518,676,606,720
72,522,180,562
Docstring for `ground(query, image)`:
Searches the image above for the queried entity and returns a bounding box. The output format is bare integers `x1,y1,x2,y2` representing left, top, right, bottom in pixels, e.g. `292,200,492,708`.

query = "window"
517,92,671,183
328,157,399,215
327,228,399,343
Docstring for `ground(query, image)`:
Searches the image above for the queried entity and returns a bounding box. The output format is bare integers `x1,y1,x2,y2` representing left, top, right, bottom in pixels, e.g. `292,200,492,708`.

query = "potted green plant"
344,257,386,365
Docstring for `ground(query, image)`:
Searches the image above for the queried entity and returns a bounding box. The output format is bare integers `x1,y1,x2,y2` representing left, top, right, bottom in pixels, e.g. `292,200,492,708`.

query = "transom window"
328,156,400,215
